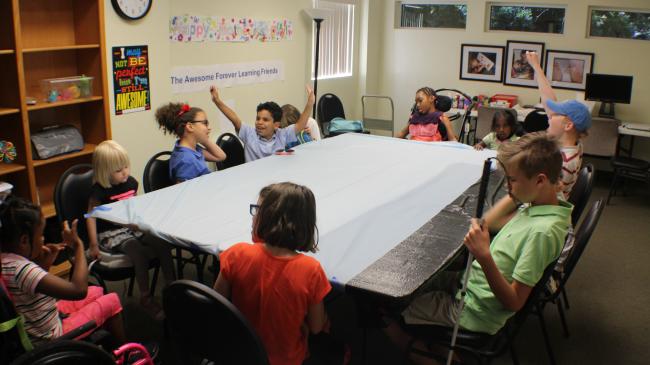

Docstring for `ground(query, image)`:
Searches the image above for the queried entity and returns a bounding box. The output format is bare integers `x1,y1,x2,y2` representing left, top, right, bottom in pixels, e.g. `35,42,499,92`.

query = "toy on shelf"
41,75,94,103
0,140,17,163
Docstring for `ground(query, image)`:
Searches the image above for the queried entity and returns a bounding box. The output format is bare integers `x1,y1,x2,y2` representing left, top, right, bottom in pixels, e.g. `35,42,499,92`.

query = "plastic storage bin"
40,76,94,102
489,94,518,108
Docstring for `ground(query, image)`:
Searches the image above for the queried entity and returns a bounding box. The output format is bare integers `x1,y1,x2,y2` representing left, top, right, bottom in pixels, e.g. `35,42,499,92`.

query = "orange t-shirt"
220,242,332,365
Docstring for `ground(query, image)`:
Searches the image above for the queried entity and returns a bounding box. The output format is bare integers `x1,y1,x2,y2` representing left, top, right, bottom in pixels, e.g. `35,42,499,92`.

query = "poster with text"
112,45,151,115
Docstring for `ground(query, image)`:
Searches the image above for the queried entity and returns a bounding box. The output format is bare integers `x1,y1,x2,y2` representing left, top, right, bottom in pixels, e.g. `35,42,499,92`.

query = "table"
90,134,496,301
618,123,650,157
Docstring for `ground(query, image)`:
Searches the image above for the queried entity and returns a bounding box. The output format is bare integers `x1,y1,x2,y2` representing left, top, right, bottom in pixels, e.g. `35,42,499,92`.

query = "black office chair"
536,200,604,363
142,151,173,193
10,340,114,365
522,109,549,133
317,93,345,137
163,280,269,365
403,262,557,365
54,164,159,296
567,163,595,226
607,156,650,204
216,132,245,170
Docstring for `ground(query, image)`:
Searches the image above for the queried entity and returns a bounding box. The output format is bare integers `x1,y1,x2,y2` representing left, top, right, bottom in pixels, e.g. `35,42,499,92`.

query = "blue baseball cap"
546,100,592,132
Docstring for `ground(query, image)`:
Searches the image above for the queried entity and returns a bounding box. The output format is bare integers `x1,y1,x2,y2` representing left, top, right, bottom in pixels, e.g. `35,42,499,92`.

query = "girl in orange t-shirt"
214,182,332,365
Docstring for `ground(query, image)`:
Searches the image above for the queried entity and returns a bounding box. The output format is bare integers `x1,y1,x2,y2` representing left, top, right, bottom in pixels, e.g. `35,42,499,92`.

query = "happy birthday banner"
170,15,293,42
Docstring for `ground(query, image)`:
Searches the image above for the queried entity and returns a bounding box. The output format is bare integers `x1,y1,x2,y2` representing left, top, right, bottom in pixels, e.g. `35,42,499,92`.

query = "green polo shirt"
459,200,572,334
481,132,519,150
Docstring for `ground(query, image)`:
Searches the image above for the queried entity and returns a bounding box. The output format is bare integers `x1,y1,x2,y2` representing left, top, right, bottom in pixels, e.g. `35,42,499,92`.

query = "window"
589,8,650,41
488,3,565,34
312,0,355,80
397,2,467,29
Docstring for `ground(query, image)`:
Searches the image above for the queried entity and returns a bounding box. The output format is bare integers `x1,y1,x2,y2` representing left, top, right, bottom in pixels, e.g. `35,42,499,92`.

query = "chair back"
143,151,173,193
522,109,549,133
561,199,604,286
475,107,517,144
317,93,345,134
567,163,595,226
53,164,94,243
582,117,619,157
163,280,269,365
0,281,32,363
216,133,245,170
10,340,114,365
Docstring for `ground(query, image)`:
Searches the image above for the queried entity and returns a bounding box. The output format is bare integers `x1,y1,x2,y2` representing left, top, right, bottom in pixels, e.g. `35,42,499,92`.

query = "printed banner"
170,15,293,42
171,60,284,94
112,45,151,115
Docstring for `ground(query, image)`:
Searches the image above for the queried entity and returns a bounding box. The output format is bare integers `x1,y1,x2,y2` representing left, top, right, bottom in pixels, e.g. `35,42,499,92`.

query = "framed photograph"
504,40,544,88
544,50,594,90
460,44,505,83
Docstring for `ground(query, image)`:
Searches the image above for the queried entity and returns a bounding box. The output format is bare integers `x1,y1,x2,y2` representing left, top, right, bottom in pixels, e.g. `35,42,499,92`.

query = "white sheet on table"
91,134,496,285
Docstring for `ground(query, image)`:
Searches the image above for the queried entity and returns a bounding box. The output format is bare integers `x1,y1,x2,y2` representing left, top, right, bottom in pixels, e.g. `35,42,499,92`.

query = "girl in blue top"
155,103,227,183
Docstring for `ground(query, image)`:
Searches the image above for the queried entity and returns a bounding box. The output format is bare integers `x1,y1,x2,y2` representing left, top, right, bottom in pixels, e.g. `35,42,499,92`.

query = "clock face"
112,0,152,20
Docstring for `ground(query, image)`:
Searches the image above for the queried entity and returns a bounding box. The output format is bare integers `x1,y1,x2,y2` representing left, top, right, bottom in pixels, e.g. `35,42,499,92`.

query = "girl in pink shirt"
397,87,457,142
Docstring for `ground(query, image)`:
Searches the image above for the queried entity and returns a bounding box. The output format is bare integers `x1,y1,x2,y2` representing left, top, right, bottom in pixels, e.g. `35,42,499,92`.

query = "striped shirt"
1,253,62,344
560,143,583,200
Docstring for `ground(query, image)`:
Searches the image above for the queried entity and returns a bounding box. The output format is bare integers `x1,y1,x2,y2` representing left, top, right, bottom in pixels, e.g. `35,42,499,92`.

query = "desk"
447,106,535,123
618,123,650,157
90,134,495,301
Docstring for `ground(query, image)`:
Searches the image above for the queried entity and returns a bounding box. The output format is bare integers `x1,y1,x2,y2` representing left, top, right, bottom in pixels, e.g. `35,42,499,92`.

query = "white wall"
370,0,650,156
104,0,362,184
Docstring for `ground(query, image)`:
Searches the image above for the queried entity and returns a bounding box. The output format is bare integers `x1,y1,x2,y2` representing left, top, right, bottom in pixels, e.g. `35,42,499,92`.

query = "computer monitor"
585,73,633,118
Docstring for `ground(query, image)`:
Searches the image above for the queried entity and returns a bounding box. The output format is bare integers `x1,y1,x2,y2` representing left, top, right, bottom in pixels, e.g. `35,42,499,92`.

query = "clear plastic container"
40,76,94,102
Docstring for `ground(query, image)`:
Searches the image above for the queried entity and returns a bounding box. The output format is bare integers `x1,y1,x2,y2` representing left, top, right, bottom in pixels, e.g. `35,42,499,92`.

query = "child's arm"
474,141,486,150
86,198,101,260
440,114,457,141
196,133,227,162
306,301,328,334
213,272,231,299
526,51,557,115
397,125,409,139
36,220,89,301
210,85,243,133
464,219,532,311
292,85,315,133
483,195,518,233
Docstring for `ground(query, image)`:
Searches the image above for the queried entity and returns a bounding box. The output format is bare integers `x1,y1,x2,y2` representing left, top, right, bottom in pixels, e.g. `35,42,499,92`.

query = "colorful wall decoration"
112,45,151,115
170,15,293,43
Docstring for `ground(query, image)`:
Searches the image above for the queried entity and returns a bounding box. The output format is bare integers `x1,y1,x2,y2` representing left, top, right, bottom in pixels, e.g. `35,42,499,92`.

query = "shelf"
0,163,26,176
23,44,100,53
0,107,20,116
41,202,56,219
33,144,97,167
0,49,14,55
27,96,103,111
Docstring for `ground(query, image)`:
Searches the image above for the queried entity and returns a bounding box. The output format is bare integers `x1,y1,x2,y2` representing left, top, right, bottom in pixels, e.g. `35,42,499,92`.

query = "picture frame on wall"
460,44,505,83
504,40,545,88
545,50,594,90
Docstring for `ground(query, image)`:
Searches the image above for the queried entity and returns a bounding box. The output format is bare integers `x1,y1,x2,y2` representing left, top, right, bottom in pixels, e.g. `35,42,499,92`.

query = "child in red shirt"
214,182,331,365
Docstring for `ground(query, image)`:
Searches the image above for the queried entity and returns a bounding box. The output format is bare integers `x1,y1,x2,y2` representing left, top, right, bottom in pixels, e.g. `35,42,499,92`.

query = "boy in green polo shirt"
384,132,571,363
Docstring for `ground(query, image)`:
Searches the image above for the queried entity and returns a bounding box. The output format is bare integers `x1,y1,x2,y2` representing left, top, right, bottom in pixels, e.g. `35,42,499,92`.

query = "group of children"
0,51,592,365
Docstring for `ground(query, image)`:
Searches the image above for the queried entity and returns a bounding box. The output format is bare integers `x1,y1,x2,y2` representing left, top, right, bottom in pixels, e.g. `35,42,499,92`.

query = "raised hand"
210,85,221,104
525,51,541,70
61,219,82,251
305,84,315,107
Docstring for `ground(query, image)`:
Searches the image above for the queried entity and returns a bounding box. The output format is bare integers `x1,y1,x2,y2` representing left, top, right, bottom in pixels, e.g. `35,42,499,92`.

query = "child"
281,103,322,142
213,182,331,365
526,51,591,200
384,133,571,364
86,140,175,319
474,110,519,150
155,102,227,182
211,85,315,162
397,87,457,142
0,196,126,345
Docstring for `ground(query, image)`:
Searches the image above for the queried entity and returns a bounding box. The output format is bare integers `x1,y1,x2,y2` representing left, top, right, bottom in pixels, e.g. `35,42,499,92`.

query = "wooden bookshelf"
0,0,110,215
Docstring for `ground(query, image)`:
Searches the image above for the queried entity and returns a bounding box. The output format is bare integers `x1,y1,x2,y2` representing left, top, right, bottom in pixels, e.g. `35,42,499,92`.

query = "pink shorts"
57,286,123,337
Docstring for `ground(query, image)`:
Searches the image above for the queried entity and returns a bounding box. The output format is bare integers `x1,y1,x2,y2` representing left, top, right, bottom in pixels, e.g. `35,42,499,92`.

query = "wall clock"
111,0,152,20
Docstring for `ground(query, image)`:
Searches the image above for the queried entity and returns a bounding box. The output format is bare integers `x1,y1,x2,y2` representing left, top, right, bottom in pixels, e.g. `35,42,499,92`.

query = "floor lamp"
304,8,331,119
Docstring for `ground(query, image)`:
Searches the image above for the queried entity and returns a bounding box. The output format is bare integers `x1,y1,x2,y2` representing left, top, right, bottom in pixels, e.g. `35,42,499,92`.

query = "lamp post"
312,17,324,118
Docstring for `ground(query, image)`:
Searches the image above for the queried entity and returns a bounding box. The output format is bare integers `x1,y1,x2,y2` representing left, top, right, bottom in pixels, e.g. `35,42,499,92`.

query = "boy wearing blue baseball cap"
526,51,592,199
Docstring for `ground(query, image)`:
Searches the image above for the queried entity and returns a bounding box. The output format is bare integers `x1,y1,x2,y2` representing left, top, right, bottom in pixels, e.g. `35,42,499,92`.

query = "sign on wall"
112,45,151,115
170,60,284,94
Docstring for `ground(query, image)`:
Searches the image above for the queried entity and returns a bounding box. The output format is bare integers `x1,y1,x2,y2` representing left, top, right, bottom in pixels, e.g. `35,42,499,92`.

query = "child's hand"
34,243,66,270
463,218,491,261
305,84,315,106
525,51,541,69
88,245,101,260
210,85,220,104
61,220,82,251
474,143,484,151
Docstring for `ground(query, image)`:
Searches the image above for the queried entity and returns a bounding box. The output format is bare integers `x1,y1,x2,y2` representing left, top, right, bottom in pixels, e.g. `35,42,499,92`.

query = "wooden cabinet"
0,0,110,218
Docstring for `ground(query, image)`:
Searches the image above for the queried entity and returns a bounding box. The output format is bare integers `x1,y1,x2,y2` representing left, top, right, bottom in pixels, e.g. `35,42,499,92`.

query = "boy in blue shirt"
210,85,315,162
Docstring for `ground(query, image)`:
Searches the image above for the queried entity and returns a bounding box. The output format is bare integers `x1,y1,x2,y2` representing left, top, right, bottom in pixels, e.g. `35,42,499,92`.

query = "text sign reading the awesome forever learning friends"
170,60,284,94
112,45,151,115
